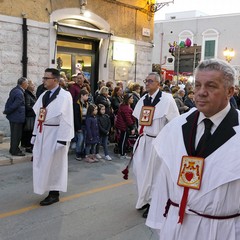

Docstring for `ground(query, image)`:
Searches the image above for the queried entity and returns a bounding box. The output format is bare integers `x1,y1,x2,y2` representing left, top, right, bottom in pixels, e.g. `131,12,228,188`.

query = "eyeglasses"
42,77,55,80
143,79,155,84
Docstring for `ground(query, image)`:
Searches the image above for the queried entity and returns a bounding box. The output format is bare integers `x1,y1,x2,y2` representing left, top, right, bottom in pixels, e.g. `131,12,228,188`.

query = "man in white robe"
31,68,74,206
132,72,179,218
146,59,240,240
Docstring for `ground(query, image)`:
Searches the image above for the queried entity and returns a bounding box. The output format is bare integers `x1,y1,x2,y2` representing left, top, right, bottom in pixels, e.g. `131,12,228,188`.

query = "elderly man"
31,68,74,206
132,72,179,218
4,77,28,156
146,59,240,240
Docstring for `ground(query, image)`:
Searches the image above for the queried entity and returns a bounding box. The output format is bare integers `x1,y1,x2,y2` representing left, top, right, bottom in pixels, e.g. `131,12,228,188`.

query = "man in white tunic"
146,59,240,240
132,72,179,218
31,68,74,206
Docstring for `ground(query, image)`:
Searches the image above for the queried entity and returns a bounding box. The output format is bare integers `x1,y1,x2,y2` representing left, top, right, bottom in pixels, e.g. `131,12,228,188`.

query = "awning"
55,22,112,40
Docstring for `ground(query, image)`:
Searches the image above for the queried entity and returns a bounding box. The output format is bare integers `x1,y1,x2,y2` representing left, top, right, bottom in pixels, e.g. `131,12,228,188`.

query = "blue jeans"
75,128,86,157
96,135,109,156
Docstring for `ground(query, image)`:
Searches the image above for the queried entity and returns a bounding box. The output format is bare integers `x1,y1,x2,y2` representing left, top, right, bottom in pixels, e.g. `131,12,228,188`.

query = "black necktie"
148,96,152,105
196,118,213,155
44,91,51,106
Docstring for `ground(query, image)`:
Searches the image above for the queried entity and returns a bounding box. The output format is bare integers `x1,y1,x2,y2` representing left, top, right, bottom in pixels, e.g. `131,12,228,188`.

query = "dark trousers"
21,130,33,148
9,122,23,154
118,130,129,156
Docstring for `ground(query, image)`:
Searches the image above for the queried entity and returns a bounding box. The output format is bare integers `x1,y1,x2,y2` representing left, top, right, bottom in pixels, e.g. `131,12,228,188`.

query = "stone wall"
107,40,152,87
0,17,50,136
0,0,154,136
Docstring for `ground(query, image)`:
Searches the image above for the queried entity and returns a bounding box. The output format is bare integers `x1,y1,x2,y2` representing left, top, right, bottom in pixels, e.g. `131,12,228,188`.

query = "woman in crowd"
184,90,196,109
94,80,105,101
130,82,141,110
95,86,112,116
106,81,114,96
21,80,36,153
82,82,94,104
110,86,123,115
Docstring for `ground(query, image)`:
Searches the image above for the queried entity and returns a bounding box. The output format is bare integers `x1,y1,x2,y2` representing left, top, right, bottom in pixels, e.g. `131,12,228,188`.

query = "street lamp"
223,47,235,63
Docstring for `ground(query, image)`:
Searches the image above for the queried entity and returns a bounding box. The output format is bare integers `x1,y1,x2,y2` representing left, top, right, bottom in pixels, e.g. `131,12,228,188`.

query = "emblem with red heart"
185,172,194,181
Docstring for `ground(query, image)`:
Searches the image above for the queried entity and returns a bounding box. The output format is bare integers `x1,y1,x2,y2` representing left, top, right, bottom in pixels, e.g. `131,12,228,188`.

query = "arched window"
201,29,219,60
178,30,194,45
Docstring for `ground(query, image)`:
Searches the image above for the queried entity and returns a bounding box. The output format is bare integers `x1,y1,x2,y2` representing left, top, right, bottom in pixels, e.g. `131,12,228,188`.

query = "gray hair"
194,59,236,87
178,89,185,94
17,77,28,85
148,72,161,82
99,86,109,94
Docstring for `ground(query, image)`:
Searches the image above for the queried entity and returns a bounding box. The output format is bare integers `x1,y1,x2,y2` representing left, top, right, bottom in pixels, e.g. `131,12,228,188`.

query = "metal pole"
177,47,180,85
21,17,28,77
159,32,164,65
134,52,137,82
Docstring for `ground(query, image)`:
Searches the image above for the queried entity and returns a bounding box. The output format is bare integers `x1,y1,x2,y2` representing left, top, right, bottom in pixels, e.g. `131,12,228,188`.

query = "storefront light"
83,11,91,17
113,42,135,62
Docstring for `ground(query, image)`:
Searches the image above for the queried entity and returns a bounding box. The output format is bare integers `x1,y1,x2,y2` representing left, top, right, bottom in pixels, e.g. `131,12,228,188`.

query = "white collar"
198,103,231,129
148,89,160,100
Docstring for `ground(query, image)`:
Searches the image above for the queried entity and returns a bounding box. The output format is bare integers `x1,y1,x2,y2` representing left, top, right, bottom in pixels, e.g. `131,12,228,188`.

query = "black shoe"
12,152,25,156
142,205,150,218
138,203,150,211
40,195,59,206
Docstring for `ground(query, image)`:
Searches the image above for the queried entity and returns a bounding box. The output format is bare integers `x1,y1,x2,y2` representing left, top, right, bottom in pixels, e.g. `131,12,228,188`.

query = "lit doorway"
56,35,99,92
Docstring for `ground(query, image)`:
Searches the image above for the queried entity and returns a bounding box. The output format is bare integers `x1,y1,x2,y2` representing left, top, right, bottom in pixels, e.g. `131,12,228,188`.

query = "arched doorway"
49,8,111,91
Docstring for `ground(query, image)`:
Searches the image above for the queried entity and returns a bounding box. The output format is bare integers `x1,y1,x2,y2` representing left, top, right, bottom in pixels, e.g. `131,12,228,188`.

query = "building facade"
0,0,155,135
153,12,240,82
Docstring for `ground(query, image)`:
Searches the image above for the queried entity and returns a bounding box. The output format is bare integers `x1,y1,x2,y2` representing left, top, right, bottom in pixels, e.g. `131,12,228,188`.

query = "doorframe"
49,8,110,82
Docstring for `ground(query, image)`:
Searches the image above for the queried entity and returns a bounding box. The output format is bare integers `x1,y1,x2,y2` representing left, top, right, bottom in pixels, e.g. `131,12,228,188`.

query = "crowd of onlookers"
6,70,240,159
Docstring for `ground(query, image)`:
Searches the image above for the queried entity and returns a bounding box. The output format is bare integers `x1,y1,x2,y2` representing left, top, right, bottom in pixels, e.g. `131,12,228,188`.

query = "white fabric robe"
132,91,179,209
146,109,240,240
32,88,74,195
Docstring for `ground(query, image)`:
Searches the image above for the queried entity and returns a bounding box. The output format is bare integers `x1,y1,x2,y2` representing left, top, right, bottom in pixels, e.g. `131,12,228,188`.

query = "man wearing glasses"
132,72,179,218
31,68,74,206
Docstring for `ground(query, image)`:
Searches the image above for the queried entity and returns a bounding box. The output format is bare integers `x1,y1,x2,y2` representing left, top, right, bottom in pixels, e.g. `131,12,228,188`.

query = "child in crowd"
85,104,99,163
95,104,112,161
73,89,89,161
115,93,136,159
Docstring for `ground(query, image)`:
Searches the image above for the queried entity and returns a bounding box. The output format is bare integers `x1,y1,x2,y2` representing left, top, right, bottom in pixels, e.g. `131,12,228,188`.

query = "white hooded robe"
132,91,179,209
32,88,74,195
146,108,240,240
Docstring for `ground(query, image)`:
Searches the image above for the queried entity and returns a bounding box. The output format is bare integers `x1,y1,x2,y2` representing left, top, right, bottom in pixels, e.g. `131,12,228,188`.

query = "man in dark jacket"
3,77,28,156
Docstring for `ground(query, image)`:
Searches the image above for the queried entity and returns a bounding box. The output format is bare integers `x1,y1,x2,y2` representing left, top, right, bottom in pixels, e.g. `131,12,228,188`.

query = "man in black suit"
4,77,28,156
146,59,240,239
